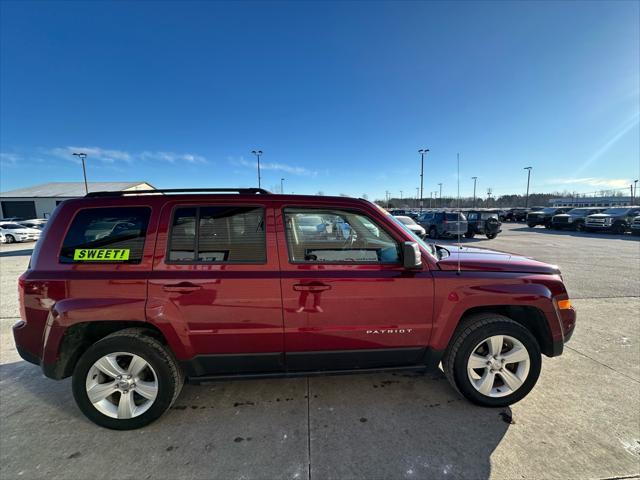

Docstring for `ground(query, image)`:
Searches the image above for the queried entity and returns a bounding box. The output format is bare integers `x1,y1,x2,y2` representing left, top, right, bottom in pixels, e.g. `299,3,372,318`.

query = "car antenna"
457,152,462,275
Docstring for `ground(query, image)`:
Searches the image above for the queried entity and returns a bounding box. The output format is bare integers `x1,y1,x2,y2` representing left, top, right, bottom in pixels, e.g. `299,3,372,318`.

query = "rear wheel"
429,227,439,239
527,222,535,228
464,231,475,239
443,314,541,407
72,329,184,430
485,233,497,239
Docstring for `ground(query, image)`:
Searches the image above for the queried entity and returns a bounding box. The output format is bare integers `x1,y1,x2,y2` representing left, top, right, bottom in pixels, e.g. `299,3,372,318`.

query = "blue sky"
1,1,638,200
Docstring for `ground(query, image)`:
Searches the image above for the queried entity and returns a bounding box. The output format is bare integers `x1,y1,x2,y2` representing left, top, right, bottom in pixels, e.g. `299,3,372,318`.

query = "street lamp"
634,179,638,203
251,150,263,188
418,149,429,212
438,183,443,208
281,178,285,194
416,187,419,208
72,152,89,194
524,167,532,208
471,177,478,208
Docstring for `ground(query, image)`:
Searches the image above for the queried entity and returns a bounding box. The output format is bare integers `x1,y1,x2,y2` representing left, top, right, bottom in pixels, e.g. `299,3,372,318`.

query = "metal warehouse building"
0,182,155,219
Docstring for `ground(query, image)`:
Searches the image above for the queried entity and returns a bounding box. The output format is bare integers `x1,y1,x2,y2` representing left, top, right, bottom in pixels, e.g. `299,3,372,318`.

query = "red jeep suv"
13,188,576,429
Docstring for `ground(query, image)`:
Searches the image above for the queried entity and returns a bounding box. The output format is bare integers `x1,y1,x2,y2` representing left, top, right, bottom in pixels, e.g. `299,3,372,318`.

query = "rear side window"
59,207,151,263
168,206,265,263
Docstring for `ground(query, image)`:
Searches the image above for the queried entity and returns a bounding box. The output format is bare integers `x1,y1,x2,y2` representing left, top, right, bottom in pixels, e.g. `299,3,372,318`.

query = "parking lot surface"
1,223,638,480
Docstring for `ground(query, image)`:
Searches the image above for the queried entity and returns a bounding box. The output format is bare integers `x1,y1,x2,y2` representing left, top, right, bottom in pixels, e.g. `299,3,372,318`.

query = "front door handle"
163,282,203,293
293,283,331,292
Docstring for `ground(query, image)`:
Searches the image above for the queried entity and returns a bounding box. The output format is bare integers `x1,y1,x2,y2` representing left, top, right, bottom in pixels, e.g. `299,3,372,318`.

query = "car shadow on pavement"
509,226,639,241
1,361,511,480
0,248,34,257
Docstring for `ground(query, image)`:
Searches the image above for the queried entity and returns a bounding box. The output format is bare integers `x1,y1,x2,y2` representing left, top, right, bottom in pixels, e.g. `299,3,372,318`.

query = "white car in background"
0,222,42,243
393,215,427,238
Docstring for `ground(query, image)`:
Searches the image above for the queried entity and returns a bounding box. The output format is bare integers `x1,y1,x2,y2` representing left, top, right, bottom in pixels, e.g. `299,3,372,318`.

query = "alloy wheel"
85,352,158,419
466,335,530,398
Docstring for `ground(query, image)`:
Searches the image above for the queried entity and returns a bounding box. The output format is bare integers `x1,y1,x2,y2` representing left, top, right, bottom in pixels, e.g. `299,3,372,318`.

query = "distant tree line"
373,189,630,209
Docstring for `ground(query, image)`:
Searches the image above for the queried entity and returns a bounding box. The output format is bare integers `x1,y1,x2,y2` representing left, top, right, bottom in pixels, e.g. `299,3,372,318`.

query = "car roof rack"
85,188,271,198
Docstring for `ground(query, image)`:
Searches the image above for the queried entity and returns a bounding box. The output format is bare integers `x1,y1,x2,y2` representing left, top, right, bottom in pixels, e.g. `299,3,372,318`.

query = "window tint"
168,206,265,263
284,208,399,263
59,207,151,263
445,213,466,221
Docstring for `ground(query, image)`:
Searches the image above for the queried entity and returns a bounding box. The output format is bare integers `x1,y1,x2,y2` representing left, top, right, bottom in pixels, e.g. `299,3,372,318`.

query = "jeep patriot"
13,188,576,429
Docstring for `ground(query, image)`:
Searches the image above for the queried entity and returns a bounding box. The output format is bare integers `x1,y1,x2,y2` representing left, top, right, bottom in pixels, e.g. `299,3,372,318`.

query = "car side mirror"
402,241,422,269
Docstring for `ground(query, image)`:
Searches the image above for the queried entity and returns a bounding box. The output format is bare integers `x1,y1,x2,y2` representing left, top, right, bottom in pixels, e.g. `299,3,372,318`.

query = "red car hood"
436,246,559,274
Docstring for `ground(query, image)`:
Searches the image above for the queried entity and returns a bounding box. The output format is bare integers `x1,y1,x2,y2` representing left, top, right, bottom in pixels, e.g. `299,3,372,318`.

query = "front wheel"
5,234,15,244
429,227,439,239
486,233,497,239
443,314,541,407
527,223,536,228
72,329,184,430
575,222,585,232
464,231,475,239
612,223,626,235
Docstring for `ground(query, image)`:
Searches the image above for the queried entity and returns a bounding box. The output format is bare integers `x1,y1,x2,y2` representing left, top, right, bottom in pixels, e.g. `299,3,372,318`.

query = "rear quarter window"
59,207,151,264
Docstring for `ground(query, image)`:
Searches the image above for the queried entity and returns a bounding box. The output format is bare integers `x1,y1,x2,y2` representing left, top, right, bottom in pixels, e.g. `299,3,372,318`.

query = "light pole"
438,183,443,208
251,150,263,188
634,179,638,203
281,178,285,194
72,152,89,194
385,190,390,209
524,167,532,208
418,149,429,212
400,190,403,201
471,176,478,208
416,187,419,208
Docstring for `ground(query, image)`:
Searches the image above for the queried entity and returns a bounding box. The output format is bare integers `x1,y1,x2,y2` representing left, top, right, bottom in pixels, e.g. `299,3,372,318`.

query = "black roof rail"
85,188,271,198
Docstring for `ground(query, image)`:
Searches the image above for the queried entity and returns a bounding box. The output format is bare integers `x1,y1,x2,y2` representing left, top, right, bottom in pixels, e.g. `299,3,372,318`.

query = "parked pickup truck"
551,208,603,231
13,188,576,429
584,206,640,234
631,216,640,236
527,207,570,228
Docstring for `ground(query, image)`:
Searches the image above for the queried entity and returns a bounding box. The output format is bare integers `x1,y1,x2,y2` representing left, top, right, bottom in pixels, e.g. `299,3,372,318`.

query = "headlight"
567,217,574,223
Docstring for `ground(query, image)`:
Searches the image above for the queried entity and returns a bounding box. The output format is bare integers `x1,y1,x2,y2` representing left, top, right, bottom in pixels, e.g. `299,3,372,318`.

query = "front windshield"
388,215,437,258
541,208,558,214
567,208,590,215
395,216,417,226
602,208,630,215
1,223,24,229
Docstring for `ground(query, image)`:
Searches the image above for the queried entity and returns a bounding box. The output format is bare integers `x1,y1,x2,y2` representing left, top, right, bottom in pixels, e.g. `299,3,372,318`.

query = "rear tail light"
557,299,572,310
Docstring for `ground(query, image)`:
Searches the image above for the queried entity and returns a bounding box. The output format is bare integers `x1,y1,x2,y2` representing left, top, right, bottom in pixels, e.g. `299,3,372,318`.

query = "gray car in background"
416,211,468,239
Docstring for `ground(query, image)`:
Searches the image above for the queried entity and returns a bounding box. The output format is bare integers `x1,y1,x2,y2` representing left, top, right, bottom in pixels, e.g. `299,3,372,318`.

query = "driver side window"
283,208,400,264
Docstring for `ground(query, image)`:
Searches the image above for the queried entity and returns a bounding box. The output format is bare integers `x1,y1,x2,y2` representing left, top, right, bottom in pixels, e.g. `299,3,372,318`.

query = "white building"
0,182,155,219
549,196,635,208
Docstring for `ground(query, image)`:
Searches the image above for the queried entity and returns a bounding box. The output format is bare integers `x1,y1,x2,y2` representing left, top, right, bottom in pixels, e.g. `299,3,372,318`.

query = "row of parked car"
391,209,502,240
525,206,640,235
0,218,47,243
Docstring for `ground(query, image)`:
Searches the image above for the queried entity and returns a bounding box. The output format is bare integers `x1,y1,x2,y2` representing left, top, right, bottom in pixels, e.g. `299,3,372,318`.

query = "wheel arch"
43,321,168,380
455,305,554,357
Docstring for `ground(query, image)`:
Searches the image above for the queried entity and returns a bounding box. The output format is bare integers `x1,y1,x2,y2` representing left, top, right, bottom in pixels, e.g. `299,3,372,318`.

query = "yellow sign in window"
73,248,130,261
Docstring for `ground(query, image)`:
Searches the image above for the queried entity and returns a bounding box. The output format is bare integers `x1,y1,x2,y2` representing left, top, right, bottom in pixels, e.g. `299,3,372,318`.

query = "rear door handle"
293,283,331,292
162,282,203,293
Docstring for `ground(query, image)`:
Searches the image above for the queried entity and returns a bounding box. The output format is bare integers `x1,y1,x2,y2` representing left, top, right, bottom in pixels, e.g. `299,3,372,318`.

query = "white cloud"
231,157,317,176
48,146,207,165
0,153,20,167
545,177,632,188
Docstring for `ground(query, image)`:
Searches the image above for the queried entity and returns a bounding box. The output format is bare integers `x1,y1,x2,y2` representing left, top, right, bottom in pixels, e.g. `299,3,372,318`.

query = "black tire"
72,328,184,430
612,223,626,235
442,313,542,408
429,227,439,239
527,223,535,228
464,231,475,239
574,222,584,232
544,222,552,229
5,234,15,244
485,233,497,239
